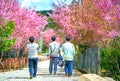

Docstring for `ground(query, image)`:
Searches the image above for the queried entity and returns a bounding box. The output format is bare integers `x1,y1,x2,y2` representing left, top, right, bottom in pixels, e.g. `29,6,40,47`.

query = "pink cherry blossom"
0,0,47,48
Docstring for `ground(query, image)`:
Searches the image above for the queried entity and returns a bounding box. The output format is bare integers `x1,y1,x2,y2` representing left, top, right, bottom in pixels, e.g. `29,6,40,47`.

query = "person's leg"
33,58,38,77
53,58,58,75
68,61,73,77
28,58,33,78
64,60,69,75
49,58,54,74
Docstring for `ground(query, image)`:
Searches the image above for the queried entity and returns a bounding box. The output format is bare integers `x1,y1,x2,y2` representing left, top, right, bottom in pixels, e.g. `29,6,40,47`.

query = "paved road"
0,60,81,81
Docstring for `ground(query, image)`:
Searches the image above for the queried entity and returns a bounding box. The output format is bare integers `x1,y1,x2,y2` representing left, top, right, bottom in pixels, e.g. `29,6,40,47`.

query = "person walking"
27,36,39,79
48,36,60,75
61,36,75,77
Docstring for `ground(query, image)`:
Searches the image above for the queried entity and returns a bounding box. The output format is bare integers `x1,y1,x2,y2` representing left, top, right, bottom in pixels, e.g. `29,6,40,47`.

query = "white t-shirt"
27,43,39,59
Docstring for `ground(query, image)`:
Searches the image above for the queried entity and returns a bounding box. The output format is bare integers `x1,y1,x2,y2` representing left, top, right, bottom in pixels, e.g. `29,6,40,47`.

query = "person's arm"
60,44,65,58
37,43,39,50
61,45,64,52
48,45,51,56
73,44,75,56
58,44,61,55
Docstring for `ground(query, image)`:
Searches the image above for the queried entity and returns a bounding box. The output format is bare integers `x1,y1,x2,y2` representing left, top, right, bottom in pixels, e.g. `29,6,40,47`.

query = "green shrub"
100,37,120,81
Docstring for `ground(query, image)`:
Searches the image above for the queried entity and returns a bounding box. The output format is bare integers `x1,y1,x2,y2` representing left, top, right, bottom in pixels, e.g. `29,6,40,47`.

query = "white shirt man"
61,36,75,77
27,43,39,59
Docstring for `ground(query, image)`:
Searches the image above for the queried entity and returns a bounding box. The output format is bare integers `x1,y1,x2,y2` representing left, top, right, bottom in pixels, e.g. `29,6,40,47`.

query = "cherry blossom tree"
0,0,48,49
50,0,120,47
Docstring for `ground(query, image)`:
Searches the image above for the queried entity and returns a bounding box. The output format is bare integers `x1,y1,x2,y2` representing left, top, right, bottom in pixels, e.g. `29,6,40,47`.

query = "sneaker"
30,76,33,79
65,73,68,76
68,75,71,77
54,72,56,75
33,75,36,77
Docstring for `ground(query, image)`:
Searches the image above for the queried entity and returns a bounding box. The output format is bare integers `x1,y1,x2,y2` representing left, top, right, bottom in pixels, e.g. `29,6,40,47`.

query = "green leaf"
0,20,15,52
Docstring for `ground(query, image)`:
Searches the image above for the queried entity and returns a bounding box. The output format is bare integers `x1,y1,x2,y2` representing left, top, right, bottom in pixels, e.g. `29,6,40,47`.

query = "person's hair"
51,36,56,41
29,36,34,43
66,36,71,41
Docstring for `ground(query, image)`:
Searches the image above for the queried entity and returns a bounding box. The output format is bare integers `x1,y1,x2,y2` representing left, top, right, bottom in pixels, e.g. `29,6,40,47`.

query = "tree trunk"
0,51,4,72
76,47,100,74
0,61,4,71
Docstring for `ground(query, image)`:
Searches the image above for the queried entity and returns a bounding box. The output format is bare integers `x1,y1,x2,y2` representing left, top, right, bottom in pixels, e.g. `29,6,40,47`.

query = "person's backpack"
58,60,64,67
58,54,64,67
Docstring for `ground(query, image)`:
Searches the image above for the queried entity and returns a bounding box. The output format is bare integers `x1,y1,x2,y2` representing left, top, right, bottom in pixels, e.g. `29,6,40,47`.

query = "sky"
19,0,72,11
